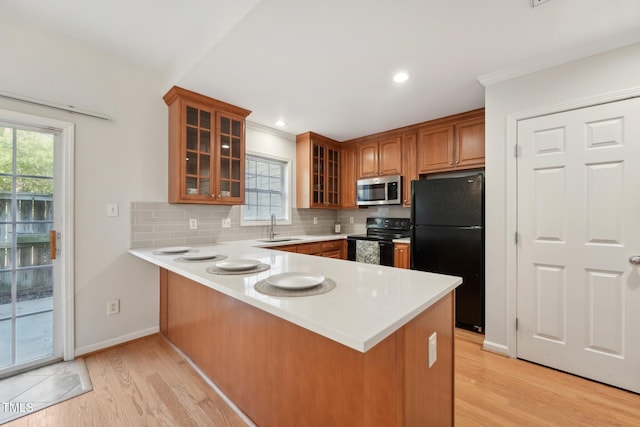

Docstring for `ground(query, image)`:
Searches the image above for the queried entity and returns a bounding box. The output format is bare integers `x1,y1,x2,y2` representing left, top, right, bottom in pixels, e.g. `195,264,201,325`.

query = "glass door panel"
184,105,212,198
327,147,339,206
0,124,57,374
217,114,243,201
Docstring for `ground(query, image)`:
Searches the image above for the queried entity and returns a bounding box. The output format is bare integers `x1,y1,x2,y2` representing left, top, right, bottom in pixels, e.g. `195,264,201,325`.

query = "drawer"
296,242,322,255
322,249,342,259
321,240,343,252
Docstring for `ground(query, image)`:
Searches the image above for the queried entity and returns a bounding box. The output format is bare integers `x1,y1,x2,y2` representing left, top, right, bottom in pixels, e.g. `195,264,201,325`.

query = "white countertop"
233,234,348,248
129,239,460,353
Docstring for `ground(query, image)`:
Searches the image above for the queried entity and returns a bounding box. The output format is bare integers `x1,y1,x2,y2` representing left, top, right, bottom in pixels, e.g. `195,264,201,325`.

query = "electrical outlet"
313,217,318,225
349,216,354,224
107,299,120,315
107,203,119,217
221,218,231,228
189,218,197,230
428,332,437,368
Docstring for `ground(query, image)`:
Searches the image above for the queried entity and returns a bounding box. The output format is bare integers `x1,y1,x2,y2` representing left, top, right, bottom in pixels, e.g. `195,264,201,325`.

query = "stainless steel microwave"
356,175,402,206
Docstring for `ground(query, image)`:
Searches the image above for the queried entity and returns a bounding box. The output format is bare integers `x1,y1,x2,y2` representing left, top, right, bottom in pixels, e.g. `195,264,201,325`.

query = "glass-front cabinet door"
216,113,244,204
312,143,325,206
311,142,340,208
164,86,251,205
184,104,213,199
326,145,340,207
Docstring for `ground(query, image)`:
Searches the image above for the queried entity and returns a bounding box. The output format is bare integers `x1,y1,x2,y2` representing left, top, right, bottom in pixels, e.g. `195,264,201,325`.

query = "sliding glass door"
0,122,62,376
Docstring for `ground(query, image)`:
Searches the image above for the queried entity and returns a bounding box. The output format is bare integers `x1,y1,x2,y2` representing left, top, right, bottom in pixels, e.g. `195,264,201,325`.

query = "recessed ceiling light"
275,120,286,127
393,72,409,83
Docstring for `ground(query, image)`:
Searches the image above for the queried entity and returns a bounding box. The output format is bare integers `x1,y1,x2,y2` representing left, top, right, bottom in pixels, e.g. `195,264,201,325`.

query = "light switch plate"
189,219,197,230
221,218,231,228
313,217,318,225
107,203,119,217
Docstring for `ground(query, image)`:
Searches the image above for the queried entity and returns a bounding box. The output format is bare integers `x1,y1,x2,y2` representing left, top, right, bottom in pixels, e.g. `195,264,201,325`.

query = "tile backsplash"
130,202,410,248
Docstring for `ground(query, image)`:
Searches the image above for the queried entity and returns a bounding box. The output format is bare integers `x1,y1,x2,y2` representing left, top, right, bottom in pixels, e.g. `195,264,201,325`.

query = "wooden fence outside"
0,192,53,304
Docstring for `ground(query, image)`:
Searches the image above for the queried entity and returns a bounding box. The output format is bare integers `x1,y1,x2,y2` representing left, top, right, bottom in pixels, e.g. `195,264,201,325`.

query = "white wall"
0,16,308,355
484,42,640,353
0,16,168,354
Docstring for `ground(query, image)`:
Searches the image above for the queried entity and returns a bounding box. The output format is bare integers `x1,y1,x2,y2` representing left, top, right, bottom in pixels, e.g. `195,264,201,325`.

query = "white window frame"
241,151,292,226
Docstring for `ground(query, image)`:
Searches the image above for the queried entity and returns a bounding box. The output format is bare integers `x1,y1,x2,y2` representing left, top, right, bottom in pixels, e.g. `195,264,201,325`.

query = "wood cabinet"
402,133,417,207
357,136,402,179
321,239,344,258
417,116,485,174
394,242,411,269
163,86,251,204
296,242,322,255
271,239,346,259
339,143,358,209
161,269,454,426
296,132,341,209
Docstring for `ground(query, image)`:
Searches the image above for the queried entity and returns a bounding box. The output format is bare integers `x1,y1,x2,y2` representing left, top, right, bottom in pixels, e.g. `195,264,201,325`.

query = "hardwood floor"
4,334,247,427
455,329,640,426
5,330,640,426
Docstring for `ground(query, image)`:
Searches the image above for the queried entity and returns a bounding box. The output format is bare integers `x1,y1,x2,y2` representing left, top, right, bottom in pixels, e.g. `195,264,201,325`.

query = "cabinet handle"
449,161,453,165
455,160,460,165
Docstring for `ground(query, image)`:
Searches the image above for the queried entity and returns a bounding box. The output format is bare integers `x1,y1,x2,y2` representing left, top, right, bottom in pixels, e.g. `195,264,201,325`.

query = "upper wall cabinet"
296,132,341,209
340,143,358,209
163,86,251,205
357,136,402,179
402,133,417,207
417,114,485,174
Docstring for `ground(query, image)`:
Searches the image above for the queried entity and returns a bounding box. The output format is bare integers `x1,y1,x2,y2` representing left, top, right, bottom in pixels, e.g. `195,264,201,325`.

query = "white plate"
266,272,325,290
181,253,222,261
155,246,190,254
216,259,261,271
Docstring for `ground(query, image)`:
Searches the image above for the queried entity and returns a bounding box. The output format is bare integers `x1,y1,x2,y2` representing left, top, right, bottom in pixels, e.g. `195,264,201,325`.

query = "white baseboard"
482,339,509,356
74,326,159,357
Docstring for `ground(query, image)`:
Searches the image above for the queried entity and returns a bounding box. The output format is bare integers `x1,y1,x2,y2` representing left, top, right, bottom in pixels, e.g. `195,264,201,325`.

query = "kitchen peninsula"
130,241,461,426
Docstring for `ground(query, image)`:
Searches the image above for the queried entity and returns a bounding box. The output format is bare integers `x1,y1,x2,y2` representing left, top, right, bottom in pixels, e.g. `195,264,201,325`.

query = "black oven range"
347,217,410,266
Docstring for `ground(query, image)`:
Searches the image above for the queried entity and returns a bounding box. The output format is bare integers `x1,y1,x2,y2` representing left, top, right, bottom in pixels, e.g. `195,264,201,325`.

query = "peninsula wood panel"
404,292,454,425
161,269,454,426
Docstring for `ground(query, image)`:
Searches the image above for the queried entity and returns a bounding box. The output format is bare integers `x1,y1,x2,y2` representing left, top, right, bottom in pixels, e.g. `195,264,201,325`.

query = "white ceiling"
3,0,640,140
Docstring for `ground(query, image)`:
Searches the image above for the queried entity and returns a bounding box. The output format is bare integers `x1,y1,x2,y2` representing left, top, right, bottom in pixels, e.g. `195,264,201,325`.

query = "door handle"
50,230,57,260
630,255,640,265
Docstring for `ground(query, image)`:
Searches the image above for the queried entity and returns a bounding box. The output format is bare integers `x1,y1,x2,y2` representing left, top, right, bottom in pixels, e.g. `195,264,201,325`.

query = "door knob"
630,255,640,265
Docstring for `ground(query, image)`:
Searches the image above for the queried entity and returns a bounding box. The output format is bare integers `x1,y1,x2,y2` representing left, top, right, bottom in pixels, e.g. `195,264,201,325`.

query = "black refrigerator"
410,174,485,333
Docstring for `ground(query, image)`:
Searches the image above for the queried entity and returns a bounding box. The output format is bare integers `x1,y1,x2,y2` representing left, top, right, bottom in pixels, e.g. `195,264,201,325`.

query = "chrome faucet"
269,213,278,240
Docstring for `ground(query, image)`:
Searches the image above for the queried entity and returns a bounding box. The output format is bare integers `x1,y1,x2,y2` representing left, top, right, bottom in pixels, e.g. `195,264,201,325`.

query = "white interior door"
516,97,640,393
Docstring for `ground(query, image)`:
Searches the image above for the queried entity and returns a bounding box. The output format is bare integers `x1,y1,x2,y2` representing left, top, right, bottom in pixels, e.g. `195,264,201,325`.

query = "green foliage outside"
0,126,54,194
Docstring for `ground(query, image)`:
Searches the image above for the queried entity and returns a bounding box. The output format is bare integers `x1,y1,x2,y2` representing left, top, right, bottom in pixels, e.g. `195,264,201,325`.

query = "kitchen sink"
257,237,301,243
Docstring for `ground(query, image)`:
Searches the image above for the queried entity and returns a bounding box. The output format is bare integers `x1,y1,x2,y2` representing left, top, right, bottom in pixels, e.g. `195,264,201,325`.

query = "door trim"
0,108,75,362
504,87,640,358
